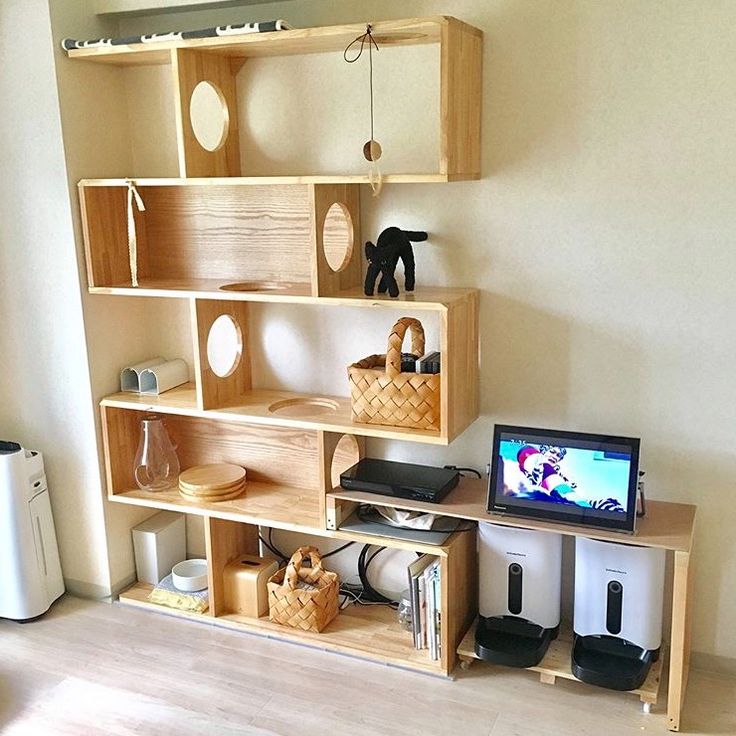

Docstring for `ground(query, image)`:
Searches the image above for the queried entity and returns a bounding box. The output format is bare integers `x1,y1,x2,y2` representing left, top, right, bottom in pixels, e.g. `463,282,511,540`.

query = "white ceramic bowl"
171,559,208,592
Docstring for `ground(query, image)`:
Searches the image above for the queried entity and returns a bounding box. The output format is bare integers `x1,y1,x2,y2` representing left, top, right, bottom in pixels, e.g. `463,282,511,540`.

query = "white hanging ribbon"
126,179,145,287
368,160,383,197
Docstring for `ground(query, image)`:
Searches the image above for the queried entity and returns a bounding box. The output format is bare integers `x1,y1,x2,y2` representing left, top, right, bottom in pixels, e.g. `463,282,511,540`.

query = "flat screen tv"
487,425,640,533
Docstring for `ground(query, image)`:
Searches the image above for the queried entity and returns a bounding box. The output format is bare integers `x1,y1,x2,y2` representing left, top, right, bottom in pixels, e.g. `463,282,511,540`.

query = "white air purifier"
573,536,665,690
0,441,65,620
475,522,563,667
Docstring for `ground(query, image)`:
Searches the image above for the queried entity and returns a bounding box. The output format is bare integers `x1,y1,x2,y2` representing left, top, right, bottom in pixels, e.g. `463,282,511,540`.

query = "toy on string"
344,25,383,196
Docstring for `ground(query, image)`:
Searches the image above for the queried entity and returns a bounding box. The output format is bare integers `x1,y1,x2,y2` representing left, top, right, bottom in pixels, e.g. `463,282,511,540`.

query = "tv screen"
487,425,640,533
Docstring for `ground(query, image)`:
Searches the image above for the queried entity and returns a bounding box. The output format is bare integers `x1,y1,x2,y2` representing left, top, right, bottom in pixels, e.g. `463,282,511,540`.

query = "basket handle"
386,317,425,379
284,546,324,590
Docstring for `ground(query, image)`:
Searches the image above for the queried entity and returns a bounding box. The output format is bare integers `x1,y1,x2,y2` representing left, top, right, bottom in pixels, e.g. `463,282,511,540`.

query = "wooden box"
223,554,279,618
79,181,360,297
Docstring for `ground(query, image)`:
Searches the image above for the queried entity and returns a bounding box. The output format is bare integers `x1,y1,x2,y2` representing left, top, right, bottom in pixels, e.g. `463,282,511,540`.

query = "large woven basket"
267,546,340,633
348,317,441,431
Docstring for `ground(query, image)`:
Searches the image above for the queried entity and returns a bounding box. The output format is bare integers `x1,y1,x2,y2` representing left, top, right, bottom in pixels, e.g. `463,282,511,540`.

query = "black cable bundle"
357,544,397,608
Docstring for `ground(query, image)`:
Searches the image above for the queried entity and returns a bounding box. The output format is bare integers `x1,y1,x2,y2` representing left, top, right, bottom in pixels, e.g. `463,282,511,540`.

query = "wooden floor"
1,596,733,736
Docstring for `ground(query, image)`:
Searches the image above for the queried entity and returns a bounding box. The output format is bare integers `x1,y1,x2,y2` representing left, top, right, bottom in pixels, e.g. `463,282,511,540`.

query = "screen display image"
488,426,640,532
498,440,630,513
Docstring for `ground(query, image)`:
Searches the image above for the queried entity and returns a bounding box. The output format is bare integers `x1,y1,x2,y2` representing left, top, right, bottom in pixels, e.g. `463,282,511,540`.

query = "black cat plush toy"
364,227,428,298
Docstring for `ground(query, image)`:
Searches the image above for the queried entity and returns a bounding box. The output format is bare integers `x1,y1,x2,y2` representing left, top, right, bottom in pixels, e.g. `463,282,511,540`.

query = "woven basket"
267,546,340,633
348,317,441,431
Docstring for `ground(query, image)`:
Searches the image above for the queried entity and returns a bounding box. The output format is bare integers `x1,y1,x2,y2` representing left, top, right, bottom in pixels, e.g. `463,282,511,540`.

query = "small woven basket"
267,546,340,633
348,317,441,431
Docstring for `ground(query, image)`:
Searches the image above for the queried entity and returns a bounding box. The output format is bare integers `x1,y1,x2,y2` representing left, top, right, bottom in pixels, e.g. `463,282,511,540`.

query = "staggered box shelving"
72,14,483,678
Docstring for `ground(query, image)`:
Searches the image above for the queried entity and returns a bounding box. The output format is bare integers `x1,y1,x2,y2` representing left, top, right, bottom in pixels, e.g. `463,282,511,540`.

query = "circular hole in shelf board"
219,281,293,292
268,397,340,418
322,202,354,273
330,434,361,488
190,80,230,152
206,314,243,378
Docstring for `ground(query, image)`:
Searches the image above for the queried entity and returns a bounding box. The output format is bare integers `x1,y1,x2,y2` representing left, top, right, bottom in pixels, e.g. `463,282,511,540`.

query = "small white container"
132,511,186,585
171,559,208,592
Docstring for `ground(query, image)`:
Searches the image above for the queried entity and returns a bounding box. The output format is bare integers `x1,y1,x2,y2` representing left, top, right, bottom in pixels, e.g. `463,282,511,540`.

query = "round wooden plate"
179,464,246,492
179,478,245,493
178,484,245,503
178,480,246,497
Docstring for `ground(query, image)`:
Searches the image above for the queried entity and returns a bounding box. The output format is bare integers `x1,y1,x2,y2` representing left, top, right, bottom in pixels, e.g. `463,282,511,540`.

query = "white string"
126,179,145,287
369,159,383,197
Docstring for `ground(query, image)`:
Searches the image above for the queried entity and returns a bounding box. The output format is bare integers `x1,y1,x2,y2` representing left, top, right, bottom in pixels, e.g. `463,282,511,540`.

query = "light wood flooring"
1,595,733,735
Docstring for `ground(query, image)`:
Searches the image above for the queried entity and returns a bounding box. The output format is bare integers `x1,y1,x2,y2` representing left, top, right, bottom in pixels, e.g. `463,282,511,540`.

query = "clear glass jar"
397,589,413,631
133,415,180,492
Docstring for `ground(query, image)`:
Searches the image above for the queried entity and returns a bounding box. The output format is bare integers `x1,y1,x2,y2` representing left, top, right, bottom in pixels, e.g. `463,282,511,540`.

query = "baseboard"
691,651,736,678
63,577,113,601
111,572,138,599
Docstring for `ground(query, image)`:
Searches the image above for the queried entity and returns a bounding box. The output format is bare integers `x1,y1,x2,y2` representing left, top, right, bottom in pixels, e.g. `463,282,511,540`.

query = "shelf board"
101,384,448,444
456,618,663,704
110,481,322,534
119,582,444,675
80,174,467,185
329,478,696,553
110,482,456,556
68,16,479,66
88,279,475,312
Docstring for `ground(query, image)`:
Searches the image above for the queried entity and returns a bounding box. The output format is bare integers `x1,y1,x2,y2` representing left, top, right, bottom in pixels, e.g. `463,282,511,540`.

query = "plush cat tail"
402,230,428,242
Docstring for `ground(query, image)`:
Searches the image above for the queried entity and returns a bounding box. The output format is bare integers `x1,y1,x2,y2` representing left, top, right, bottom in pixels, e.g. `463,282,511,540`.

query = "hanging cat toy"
344,25,383,196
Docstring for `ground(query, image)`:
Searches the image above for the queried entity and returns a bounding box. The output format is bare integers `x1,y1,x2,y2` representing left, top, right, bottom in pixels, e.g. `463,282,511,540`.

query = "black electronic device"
488,424,641,533
339,458,460,504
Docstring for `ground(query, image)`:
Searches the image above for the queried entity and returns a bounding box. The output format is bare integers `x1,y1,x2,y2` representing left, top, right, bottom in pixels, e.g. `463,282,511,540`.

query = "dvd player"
339,458,460,504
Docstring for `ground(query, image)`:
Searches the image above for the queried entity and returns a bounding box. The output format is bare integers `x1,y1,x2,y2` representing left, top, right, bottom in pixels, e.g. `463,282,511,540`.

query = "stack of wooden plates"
179,464,246,502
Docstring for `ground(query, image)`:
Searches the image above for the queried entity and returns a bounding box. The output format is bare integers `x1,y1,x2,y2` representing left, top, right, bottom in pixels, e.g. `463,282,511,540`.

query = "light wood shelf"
109,485,464,557
69,16,481,181
119,582,445,675
68,16,478,65
80,174,461,186
329,477,697,553
88,280,478,311
456,619,664,706
111,482,322,534
80,11,482,682
101,384,448,444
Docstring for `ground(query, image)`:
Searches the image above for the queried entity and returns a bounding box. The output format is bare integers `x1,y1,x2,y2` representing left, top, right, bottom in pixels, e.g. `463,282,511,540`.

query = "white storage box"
132,511,186,585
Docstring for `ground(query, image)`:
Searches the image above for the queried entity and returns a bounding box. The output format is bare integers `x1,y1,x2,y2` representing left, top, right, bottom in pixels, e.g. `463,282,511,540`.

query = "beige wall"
4,0,730,666
0,0,113,596
115,0,736,664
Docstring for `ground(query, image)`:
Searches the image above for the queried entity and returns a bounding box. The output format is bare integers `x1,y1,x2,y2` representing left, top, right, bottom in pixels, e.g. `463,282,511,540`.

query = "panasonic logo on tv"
605,568,627,575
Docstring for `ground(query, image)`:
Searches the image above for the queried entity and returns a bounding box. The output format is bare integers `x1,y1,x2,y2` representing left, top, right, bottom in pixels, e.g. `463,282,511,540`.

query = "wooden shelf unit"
118,515,475,676
68,16,482,181
72,14,483,682
80,180,361,297
330,478,696,731
95,287,479,443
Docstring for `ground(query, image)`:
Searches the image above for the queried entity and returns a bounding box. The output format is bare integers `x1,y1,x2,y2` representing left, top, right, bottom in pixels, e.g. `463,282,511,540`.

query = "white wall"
113,0,736,667
0,0,113,597
4,0,728,668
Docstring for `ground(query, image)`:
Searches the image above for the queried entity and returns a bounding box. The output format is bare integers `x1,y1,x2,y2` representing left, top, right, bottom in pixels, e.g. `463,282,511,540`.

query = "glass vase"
133,415,180,492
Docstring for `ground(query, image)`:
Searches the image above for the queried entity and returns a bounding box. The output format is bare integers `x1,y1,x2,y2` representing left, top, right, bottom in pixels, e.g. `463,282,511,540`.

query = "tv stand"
329,478,696,732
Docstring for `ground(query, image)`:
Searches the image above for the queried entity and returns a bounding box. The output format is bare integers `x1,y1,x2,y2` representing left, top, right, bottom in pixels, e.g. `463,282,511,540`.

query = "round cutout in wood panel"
206,314,243,378
330,434,361,488
322,202,354,273
268,397,340,418
190,81,229,152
